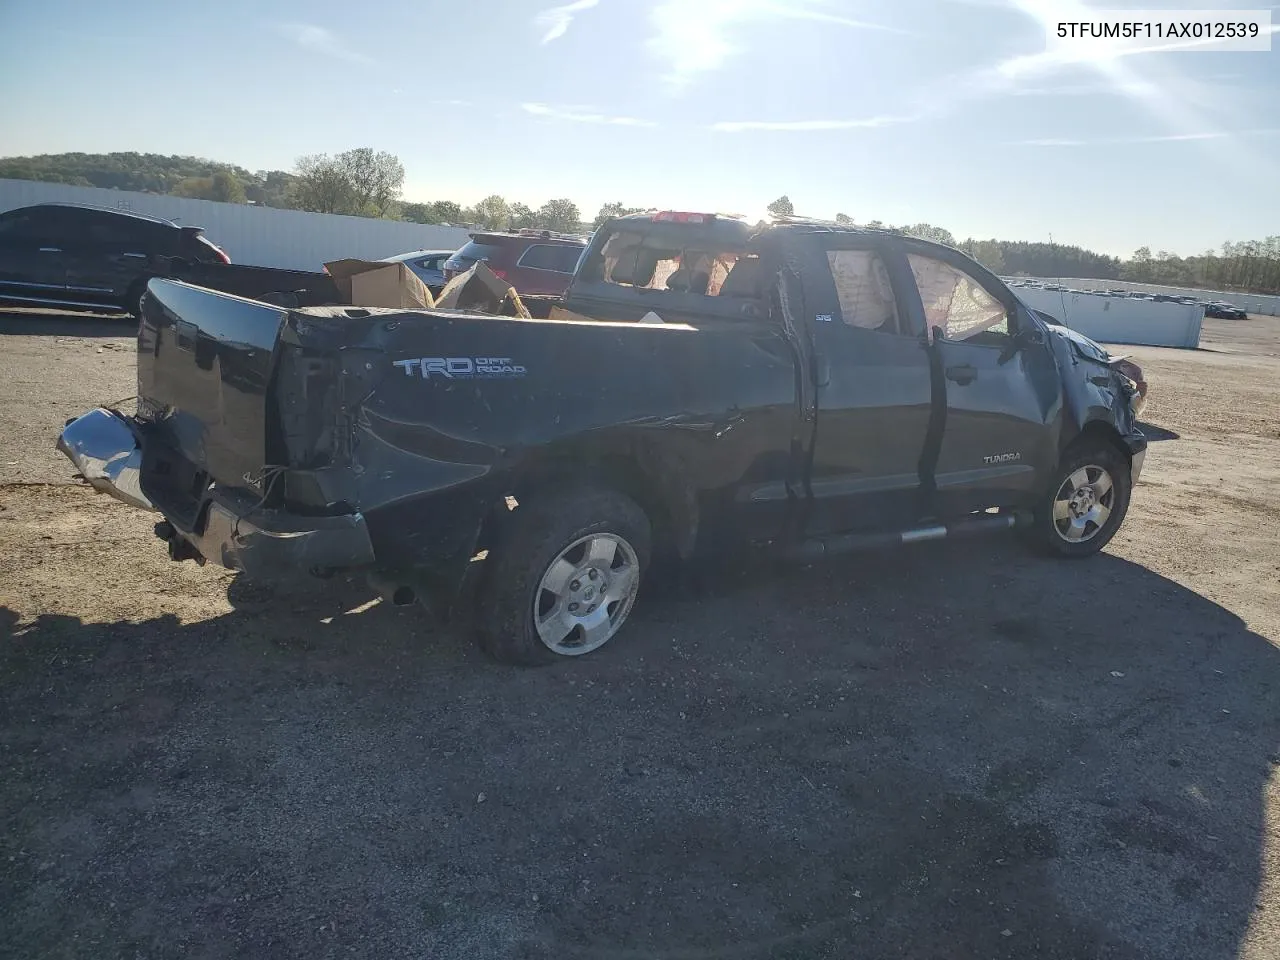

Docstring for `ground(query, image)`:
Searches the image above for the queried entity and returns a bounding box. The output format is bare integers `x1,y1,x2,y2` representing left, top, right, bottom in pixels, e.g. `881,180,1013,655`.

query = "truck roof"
604,212,954,257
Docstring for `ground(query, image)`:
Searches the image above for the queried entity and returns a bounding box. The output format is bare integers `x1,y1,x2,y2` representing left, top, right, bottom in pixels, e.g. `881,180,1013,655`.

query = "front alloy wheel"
1052,464,1116,543
1028,443,1131,558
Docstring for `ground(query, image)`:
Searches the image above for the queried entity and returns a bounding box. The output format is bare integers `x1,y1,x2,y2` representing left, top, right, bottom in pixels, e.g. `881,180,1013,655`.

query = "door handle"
945,363,978,385
121,252,148,259
38,247,61,253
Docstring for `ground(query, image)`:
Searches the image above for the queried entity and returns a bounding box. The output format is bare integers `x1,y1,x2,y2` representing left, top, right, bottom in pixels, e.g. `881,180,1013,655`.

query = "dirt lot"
1,309,1278,960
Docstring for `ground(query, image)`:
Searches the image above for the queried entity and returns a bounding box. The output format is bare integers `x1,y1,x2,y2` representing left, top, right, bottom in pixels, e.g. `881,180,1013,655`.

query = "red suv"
443,230,587,297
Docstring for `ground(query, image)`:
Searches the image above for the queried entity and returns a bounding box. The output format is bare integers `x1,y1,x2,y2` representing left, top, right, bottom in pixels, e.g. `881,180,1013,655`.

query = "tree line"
3,154,1276,294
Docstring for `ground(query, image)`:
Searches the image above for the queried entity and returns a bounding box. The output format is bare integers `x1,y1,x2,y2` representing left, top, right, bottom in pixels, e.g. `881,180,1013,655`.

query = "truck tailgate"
137,279,286,491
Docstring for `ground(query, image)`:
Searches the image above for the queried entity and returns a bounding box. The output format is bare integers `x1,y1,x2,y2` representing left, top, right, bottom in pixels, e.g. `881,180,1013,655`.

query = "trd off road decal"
393,357,528,379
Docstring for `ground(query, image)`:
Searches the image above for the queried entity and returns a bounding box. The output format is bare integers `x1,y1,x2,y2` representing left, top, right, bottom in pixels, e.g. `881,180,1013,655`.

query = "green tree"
835,213,854,225
593,202,645,229
429,200,462,224
401,202,432,223
291,154,356,214
171,176,215,200
289,149,404,217
468,195,511,230
337,147,404,217
901,223,956,246
767,195,794,217
964,239,1006,275
509,202,537,229
211,170,246,203
535,198,580,232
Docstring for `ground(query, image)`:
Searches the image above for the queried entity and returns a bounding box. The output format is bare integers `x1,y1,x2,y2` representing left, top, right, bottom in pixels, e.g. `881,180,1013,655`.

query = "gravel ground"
1,310,1278,960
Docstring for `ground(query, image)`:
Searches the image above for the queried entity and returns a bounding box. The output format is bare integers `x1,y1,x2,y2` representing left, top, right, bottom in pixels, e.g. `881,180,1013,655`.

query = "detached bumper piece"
157,488,376,576
57,408,154,511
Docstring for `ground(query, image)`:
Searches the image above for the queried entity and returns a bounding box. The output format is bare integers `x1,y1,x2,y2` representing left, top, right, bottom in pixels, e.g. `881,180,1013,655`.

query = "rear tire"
1027,442,1131,558
125,278,150,320
475,485,651,666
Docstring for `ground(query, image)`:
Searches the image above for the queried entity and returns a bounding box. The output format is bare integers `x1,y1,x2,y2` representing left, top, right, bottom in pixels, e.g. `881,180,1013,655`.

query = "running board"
0,293,123,312
784,512,1026,562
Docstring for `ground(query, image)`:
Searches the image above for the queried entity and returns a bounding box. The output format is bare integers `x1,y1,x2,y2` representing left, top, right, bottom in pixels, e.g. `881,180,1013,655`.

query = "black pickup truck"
58,212,1146,664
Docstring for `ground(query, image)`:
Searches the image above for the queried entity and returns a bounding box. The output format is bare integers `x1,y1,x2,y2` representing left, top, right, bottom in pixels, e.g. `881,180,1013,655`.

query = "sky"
0,0,1276,257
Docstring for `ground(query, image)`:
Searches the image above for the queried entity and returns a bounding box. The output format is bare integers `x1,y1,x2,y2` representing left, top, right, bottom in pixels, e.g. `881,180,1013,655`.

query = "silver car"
380,249,456,293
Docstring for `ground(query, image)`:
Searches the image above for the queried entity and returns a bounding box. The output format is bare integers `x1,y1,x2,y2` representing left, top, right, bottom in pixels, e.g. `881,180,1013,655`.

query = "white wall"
1015,287,1203,349
0,179,471,271
1023,276,1280,317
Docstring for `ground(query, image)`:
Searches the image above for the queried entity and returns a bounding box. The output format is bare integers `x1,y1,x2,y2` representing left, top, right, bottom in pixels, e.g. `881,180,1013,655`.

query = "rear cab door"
558,214,809,545
901,242,1061,515
798,233,937,535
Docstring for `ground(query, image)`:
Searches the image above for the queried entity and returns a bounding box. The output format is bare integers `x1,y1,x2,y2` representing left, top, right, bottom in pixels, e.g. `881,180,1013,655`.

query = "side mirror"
1018,324,1046,347
997,322,1046,365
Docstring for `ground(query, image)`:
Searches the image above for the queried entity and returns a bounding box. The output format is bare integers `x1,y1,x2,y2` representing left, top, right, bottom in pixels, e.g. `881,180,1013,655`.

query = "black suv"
0,203,230,316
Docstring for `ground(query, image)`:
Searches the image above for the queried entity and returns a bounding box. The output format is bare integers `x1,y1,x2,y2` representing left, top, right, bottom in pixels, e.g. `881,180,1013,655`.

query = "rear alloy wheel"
475,486,650,665
1029,444,1131,558
533,533,641,656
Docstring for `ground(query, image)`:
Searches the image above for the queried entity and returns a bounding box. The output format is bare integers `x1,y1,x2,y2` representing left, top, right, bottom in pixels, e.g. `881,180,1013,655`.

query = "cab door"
903,247,1061,516
802,237,936,536
0,207,68,303
65,209,157,306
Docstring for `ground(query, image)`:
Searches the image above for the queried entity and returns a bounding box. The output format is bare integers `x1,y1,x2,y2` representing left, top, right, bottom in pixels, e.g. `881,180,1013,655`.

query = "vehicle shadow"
0,309,131,338
1,542,1275,960
1138,420,1180,441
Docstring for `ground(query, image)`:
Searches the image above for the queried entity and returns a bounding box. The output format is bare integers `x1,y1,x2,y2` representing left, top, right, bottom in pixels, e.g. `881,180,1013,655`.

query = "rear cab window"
572,215,766,322
826,249,903,335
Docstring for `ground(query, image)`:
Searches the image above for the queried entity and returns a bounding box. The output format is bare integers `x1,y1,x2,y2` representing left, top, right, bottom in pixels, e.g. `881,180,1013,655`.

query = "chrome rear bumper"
56,408,154,511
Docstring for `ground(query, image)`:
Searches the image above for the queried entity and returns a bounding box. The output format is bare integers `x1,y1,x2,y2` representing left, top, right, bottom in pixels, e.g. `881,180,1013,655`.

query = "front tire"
475,486,651,665
1028,443,1131,558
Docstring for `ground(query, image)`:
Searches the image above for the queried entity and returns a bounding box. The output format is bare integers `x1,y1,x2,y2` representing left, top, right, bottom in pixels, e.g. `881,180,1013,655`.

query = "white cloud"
1015,138,1087,147
648,0,906,92
276,24,372,64
522,102,657,127
711,115,912,133
1010,131,1279,147
535,0,600,44
1008,79,1160,99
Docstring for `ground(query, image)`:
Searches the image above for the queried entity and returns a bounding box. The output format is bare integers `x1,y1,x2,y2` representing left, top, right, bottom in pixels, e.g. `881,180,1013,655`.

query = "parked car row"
0,202,590,315
1006,278,1250,319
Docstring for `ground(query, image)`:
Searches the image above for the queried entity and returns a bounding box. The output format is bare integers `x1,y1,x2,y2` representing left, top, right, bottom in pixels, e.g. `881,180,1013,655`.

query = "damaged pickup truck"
58,213,1146,665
